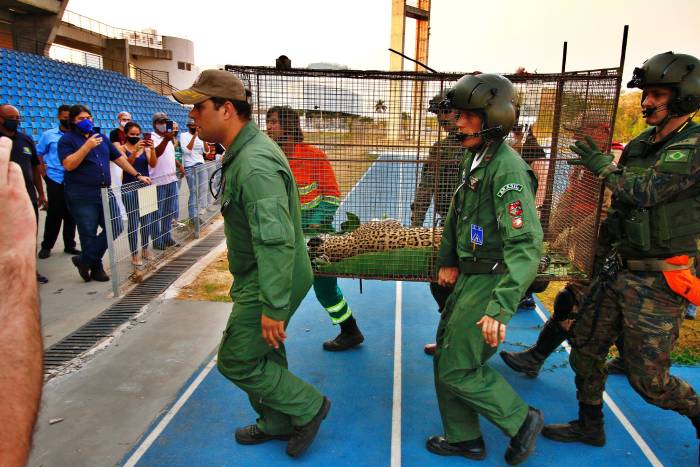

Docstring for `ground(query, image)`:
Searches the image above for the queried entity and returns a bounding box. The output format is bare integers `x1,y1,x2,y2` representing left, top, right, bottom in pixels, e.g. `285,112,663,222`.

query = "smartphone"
92,126,101,135
143,132,152,141
166,120,174,132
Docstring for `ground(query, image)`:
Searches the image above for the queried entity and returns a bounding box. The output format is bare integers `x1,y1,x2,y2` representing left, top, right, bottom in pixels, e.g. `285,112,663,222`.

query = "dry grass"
176,252,232,303
536,282,700,365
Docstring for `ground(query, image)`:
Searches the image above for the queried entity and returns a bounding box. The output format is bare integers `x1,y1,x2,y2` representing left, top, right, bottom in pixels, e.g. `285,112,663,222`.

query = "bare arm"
0,137,42,467
154,133,174,157
113,155,151,184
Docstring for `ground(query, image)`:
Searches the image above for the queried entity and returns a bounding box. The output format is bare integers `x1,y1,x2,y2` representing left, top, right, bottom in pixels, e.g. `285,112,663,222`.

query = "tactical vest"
608,123,700,259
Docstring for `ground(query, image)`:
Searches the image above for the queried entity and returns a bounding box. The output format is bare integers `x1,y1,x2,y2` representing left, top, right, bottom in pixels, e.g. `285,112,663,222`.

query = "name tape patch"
497,183,523,198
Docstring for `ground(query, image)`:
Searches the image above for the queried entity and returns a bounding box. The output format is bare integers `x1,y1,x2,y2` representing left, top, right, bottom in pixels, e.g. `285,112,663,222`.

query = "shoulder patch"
663,150,689,163
23,146,32,155
496,183,523,198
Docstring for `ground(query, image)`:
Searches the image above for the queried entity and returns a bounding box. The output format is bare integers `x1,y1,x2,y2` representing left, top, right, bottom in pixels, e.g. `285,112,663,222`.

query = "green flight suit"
434,139,543,442
216,121,323,435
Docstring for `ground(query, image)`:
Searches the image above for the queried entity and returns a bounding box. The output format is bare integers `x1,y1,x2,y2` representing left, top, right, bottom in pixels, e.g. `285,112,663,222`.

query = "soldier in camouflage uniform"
542,52,700,458
411,92,466,356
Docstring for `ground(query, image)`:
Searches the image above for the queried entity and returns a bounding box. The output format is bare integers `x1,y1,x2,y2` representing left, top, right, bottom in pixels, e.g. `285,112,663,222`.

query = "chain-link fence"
227,66,621,282
102,160,222,296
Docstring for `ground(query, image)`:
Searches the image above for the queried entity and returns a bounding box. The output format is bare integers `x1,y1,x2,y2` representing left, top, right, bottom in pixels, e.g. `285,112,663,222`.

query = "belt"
624,257,695,272
459,260,508,274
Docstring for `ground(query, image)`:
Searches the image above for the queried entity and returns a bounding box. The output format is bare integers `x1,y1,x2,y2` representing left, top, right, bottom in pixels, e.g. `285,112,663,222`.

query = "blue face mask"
76,119,93,133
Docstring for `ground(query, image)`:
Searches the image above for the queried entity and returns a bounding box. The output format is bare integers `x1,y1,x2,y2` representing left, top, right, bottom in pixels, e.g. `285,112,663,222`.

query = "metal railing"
102,160,223,297
62,10,163,49
129,64,178,96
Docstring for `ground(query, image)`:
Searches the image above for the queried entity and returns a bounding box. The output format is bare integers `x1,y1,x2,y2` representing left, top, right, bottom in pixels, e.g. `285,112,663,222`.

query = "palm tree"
375,99,387,113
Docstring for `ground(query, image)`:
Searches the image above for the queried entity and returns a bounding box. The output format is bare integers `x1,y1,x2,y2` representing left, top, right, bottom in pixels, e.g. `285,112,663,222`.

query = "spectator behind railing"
180,117,208,223
58,104,151,283
120,122,157,269
149,112,182,250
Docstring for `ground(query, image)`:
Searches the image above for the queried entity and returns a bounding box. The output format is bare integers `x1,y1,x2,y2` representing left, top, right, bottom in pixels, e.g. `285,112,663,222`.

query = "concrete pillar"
104,38,130,77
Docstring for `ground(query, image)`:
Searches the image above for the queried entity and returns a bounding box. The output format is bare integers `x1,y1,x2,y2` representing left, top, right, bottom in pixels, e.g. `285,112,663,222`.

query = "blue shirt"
36,126,67,184
58,129,123,198
122,149,150,184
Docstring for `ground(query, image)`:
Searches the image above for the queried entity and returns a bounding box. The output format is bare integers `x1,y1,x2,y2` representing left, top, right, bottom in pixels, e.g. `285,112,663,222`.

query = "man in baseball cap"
176,69,331,458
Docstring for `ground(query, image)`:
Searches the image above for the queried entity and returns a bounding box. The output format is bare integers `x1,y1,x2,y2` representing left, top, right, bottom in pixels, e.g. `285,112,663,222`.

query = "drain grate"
44,226,225,377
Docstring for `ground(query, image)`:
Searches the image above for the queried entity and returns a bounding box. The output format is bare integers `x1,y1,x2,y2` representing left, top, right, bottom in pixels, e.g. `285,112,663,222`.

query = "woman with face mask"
120,122,158,269
58,105,152,283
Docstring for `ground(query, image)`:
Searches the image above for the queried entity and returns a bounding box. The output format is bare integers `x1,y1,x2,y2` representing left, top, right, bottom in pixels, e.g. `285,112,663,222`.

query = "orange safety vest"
288,143,341,210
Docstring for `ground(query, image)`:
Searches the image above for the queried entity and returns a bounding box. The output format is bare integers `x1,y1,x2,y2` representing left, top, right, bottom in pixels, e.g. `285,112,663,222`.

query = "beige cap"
173,70,248,105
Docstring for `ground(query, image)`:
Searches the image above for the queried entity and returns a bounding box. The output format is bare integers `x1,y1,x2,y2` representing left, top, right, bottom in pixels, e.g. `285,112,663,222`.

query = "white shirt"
179,132,205,167
149,133,178,185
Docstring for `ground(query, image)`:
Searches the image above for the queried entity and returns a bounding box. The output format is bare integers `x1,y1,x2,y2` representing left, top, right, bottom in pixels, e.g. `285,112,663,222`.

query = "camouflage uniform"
570,121,700,416
411,131,464,227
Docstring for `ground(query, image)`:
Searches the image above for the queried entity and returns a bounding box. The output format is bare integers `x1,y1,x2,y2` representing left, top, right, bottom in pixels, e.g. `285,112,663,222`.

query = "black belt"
459,260,508,274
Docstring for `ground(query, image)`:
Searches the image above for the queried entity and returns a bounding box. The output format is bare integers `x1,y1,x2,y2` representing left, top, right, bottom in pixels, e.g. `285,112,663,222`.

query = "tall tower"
388,0,431,141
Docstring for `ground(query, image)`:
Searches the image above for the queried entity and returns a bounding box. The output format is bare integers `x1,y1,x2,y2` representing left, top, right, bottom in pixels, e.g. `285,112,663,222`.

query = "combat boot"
323,316,364,351
500,318,567,378
542,403,606,446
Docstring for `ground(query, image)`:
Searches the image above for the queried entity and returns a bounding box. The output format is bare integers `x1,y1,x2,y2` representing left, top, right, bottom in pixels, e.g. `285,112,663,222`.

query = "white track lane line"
391,281,403,467
123,356,218,467
533,303,663,467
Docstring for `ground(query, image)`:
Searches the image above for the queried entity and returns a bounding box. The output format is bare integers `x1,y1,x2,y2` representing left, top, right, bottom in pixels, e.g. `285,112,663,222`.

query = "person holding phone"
180,117,207,222
58,104,151,282
120,121,157,268
149,112,179,249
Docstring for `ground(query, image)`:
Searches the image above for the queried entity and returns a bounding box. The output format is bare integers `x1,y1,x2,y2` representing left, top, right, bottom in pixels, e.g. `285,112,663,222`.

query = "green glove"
567,135,615,175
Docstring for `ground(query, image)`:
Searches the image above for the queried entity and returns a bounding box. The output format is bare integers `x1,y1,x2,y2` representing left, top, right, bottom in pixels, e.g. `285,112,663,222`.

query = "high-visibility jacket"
288,143,341,227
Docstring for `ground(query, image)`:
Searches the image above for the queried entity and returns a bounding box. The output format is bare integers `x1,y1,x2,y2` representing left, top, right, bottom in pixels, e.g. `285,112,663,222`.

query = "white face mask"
119,120,129,128
155,123,167,133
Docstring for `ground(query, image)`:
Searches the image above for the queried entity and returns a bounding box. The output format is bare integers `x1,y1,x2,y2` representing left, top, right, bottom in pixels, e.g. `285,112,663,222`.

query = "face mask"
59,119,71,129
119,120,129,128
188,127,196,134
76,119,93,133
2,119,19,132
155,123,167,133
127,136,141,145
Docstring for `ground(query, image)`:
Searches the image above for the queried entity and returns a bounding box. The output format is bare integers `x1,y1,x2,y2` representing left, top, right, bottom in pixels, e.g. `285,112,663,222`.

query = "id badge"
470,224,484,246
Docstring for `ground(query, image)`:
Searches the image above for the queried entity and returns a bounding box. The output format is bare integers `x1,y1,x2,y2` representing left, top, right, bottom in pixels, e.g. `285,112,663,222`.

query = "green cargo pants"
434,273,528,442
217,301,324,435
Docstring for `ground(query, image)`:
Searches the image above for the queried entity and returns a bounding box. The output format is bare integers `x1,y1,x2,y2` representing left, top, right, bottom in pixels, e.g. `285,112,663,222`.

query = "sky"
65,0,700,86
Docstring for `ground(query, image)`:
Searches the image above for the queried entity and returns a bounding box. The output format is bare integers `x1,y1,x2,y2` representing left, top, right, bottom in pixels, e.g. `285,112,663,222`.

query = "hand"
164,131,176,141
85,134,102,150
178,166,186,178
135,140,146,151
144,138,154,148
437,266,459,287
261,314,286,349
568,135,614,175
476,315,506,347
0,137,37,265
136,175,152,185
37,194,48,211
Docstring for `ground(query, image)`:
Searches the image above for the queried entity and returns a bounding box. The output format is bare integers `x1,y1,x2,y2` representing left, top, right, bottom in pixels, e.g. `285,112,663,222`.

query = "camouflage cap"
173,70,248,105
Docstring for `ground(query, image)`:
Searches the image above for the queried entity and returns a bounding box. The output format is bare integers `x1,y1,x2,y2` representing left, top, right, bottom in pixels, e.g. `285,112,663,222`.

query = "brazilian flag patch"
663,150,689,163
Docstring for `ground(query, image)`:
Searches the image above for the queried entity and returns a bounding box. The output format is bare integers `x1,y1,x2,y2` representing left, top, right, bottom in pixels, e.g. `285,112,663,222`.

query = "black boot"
234,424,291,445
286,397,331,457
500,318,567,378
505,406,544,465
426,435,486,460
323,316,364,351
542,403,606,446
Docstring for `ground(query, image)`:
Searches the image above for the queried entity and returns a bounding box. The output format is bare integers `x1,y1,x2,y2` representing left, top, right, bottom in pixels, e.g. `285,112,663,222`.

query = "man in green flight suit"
542,52,700,462
174,70,330,458
428,73,544,465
